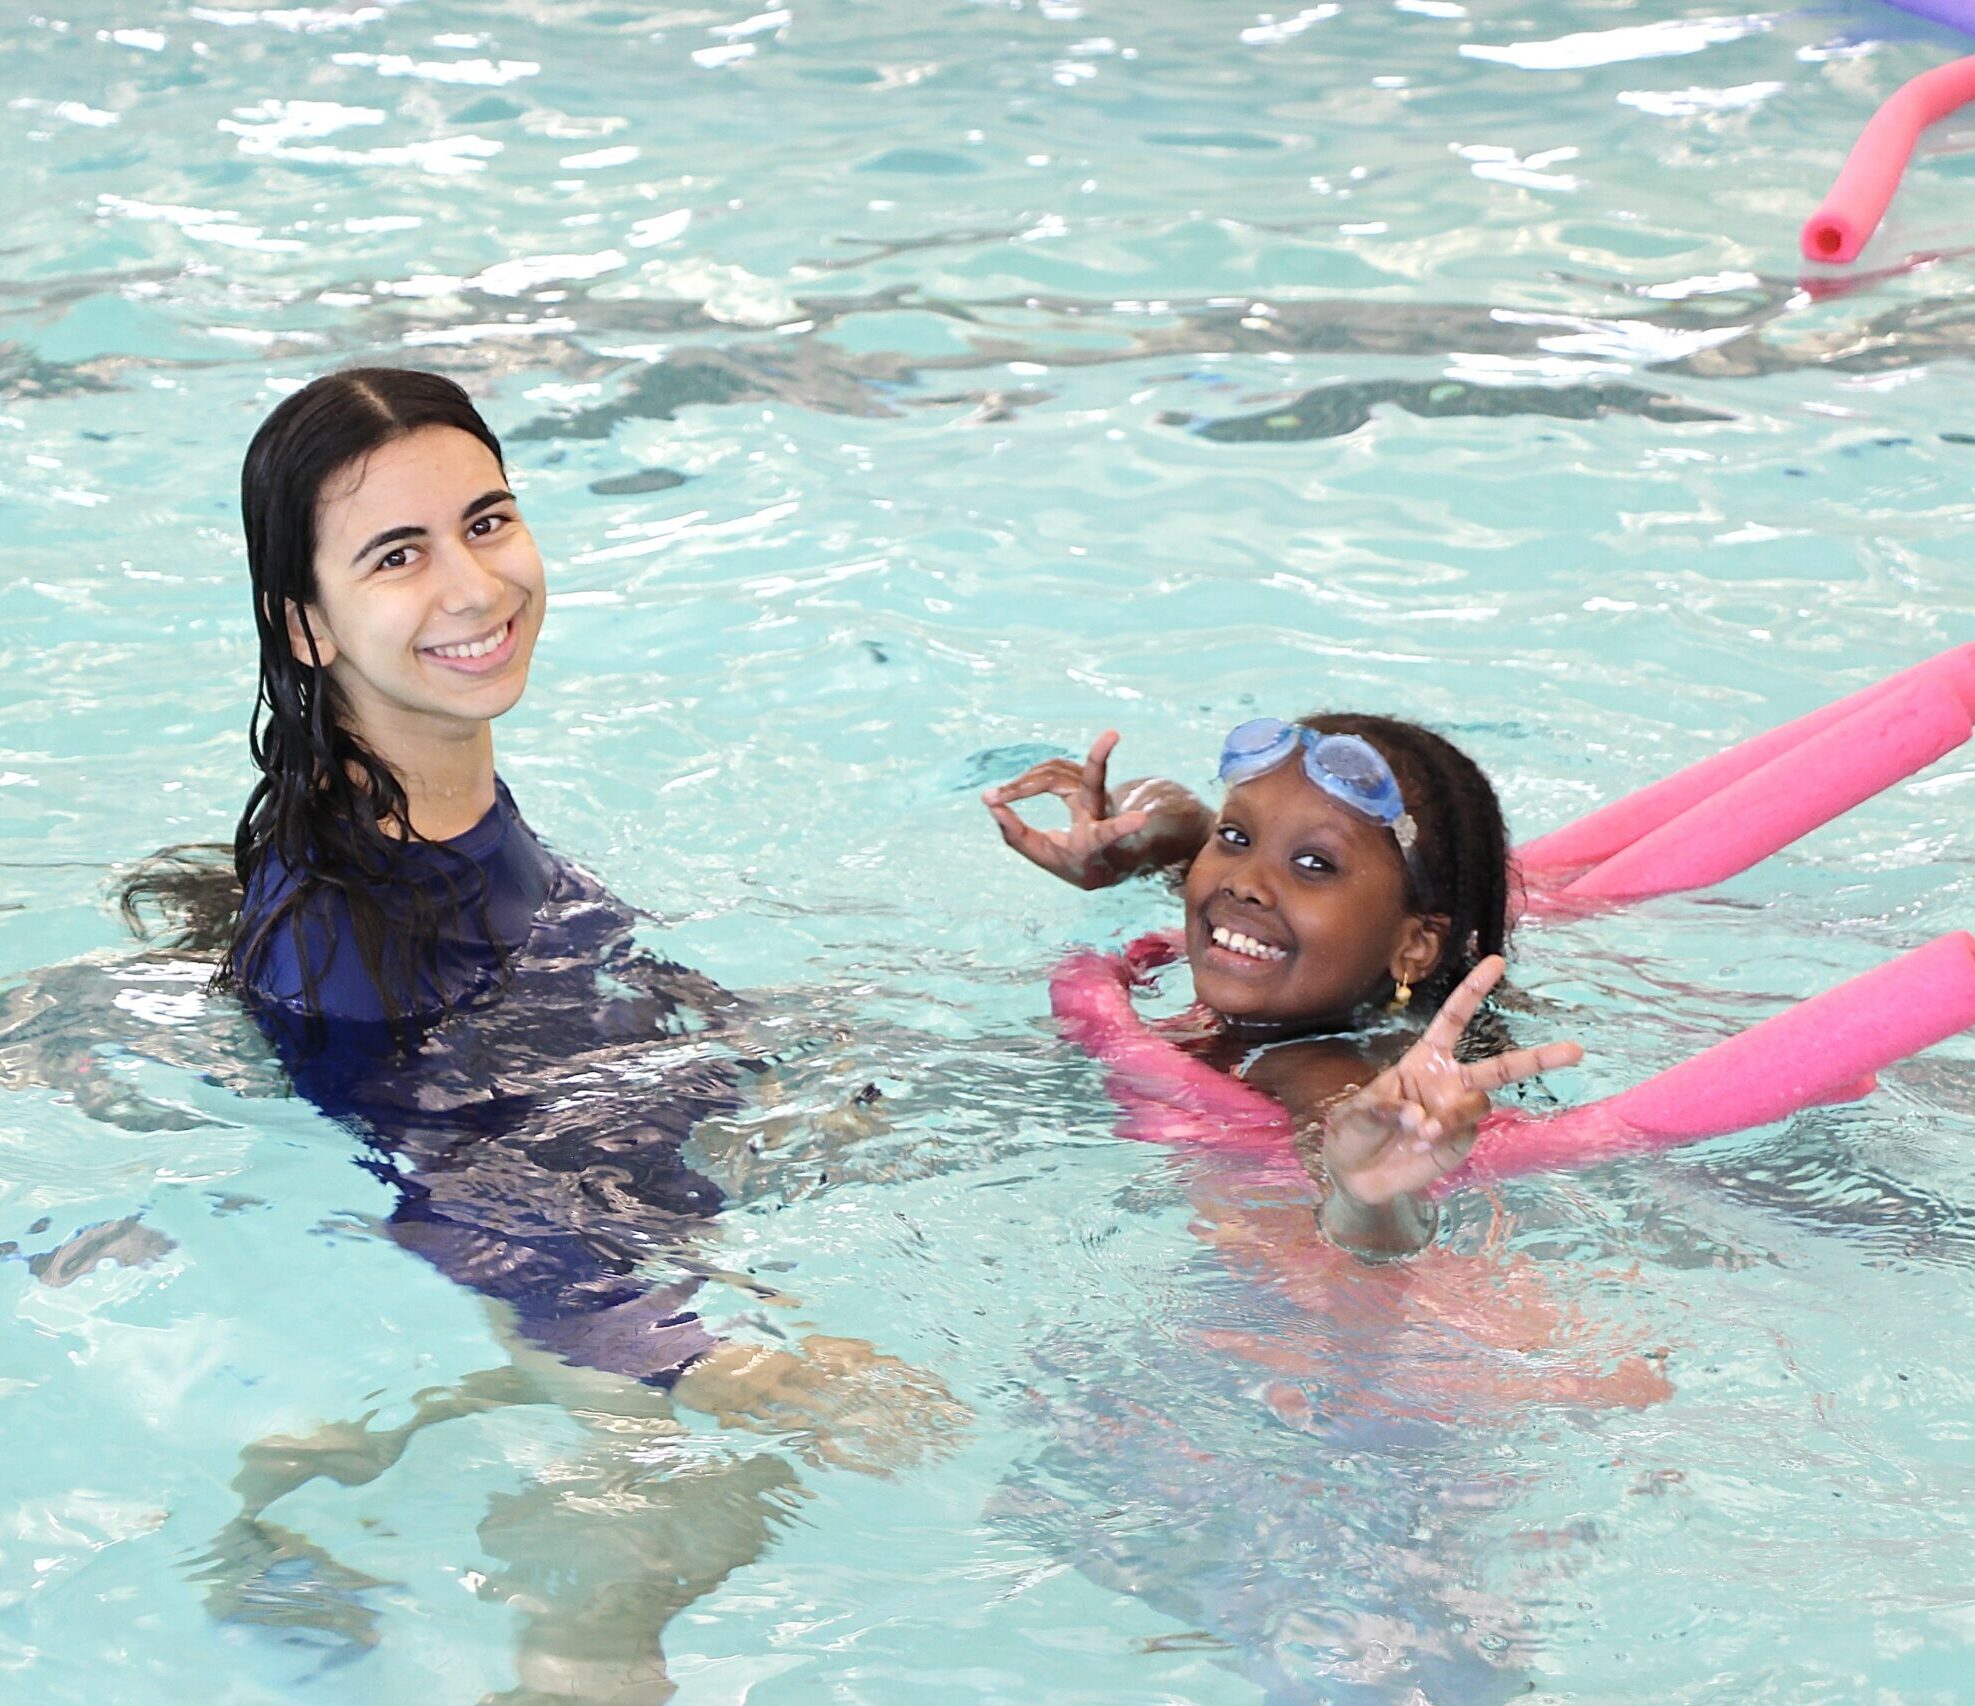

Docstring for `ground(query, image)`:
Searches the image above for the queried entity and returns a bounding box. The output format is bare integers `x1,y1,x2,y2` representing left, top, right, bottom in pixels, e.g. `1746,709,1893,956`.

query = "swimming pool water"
3,1,1974,1700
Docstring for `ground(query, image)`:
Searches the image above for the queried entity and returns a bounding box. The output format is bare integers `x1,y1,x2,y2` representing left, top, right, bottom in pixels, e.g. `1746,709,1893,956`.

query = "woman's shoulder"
235,851,385,1021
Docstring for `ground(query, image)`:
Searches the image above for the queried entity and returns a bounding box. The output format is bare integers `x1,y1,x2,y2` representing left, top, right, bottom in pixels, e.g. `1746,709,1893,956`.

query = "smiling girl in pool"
986,714,1581,1257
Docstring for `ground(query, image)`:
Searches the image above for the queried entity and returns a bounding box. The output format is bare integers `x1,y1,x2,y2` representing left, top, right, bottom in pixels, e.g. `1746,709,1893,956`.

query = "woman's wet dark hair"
1295,711,1513,1017
125,368,507,1033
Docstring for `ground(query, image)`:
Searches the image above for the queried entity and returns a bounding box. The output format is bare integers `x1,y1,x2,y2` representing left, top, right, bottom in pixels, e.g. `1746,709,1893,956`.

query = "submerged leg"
473,1445,806,1705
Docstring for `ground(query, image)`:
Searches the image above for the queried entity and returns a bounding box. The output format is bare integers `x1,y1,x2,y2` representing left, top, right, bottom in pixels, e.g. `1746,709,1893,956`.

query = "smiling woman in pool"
230,370,549,1021
134,366,961,1697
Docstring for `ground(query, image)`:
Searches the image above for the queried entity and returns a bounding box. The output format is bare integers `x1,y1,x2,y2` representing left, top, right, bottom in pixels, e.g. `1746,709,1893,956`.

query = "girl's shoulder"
1237,1033,1383,1128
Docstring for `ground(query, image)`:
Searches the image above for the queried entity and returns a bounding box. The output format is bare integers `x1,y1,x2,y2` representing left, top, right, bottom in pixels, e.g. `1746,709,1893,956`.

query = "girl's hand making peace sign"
1320,956,1582,1252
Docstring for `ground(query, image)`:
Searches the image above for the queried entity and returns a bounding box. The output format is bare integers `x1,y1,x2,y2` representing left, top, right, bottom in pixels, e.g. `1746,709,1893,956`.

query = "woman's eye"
377,546,414,571
468,513,510,538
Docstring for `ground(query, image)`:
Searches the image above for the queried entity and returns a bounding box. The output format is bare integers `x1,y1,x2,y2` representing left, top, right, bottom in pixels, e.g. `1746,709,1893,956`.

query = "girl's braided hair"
1294,711,1514,1015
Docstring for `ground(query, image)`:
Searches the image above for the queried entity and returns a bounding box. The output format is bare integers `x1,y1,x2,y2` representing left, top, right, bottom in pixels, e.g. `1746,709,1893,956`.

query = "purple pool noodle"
1461,932,1975,1180
1879,0,1975,31
1516,644,1975,882
1562,670,1970,902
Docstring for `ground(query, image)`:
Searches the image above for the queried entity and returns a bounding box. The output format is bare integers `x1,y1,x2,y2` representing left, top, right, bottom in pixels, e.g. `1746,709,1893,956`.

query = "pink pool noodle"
1561,669,1971,902
1802,55,1975,264
1516,644,1975,882
1054,930,1975,1185
1461,931,1975,1181
1050,931,1293,1160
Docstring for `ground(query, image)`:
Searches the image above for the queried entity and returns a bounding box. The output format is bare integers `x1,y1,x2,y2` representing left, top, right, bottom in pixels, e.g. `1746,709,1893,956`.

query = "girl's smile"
1182,761,1444,1034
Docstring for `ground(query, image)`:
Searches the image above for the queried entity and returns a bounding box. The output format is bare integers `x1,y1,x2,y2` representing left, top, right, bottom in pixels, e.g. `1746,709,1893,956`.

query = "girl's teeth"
429,620,509,660
1210,925,1286,962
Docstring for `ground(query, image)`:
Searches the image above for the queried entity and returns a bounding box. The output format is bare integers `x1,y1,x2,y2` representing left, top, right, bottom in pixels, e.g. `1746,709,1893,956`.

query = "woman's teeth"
1211,926,1286,962
427,619,509,660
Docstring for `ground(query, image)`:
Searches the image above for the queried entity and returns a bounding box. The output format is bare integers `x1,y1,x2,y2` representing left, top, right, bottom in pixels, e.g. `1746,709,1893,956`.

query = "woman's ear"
285,599,336,669
1392,913,1450,990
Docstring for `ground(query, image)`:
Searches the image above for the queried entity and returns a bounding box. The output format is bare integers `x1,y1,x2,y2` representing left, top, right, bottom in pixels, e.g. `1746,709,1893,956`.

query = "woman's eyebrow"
350,522,422,566
348,490,515,566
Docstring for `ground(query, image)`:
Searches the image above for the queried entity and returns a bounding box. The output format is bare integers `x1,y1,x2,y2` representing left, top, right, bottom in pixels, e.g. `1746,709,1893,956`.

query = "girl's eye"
1293,852,1337,876
1215,823,1248,848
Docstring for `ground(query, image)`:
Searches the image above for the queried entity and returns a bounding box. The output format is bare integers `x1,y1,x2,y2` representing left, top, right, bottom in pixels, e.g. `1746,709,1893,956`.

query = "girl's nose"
1222,868,1273,908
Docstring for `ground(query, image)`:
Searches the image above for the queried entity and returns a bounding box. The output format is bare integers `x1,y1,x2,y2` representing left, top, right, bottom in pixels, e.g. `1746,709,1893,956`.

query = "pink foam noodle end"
1516,645,1975,887
1561,670,1970,903
1455,932,1975,1184
1050,938,1294,1158
1802,56,1975,264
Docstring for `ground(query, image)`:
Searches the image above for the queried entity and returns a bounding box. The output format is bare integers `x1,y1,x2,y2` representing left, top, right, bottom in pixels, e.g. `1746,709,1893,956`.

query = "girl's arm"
1254,959,1583,1259
984,730,1214,889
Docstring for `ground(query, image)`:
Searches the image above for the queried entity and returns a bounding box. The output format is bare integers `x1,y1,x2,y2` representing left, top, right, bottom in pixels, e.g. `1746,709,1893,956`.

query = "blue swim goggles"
1218,718,1418,853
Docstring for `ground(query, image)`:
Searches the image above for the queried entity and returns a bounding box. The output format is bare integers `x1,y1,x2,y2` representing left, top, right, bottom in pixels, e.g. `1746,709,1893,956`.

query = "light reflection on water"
3,0,1975,1700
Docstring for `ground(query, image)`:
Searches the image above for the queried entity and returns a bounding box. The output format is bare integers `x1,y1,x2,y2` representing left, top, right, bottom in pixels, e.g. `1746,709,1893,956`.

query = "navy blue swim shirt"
235,780,739,1387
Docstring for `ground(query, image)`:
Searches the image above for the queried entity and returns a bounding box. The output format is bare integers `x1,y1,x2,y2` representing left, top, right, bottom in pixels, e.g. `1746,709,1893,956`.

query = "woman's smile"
420,611,522,674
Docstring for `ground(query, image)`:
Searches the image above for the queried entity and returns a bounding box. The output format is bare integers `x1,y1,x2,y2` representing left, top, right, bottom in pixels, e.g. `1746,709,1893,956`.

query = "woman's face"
1182,761,1444,1033
295,424,545,753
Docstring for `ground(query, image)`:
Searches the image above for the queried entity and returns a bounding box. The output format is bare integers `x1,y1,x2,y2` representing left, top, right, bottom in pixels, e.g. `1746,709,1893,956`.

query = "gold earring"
1389,978,1412,1013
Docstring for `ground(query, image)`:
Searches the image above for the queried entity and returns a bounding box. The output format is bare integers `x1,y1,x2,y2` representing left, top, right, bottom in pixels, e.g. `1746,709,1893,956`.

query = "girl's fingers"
1080,730,1119,819
1089,809,1152,849
987,802,1069,871
981,759,1086,807
1418,954,1506,1053
1461,1039,1583,1094
1425,1124,1483,1174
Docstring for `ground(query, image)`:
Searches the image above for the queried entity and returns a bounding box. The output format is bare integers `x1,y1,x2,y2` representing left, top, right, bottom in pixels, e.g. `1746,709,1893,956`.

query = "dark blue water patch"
587,466,689,496
956,744,1072,791
1170,378,1733,442
854,147,983,176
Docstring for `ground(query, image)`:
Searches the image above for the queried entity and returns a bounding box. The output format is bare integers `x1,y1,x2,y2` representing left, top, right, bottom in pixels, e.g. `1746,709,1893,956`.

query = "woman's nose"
434,538,503,613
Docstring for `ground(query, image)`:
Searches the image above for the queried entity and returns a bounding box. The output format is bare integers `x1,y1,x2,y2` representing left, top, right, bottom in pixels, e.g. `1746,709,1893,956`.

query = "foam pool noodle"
1802,54,1975,264
1516,644,1975,886
1050,931,1294,1161
1457,932,1975,1182
1053,931,1975,1185
1508,643,1975,908
1560,668,1971,903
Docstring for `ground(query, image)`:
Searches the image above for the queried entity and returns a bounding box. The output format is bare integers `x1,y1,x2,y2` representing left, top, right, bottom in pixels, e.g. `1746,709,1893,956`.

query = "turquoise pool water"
4,1,1975,1699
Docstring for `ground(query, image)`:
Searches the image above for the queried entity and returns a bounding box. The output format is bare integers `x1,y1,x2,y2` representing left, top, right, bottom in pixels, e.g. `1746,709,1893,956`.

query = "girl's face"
293,424,545,753
1182,761,1445,1033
